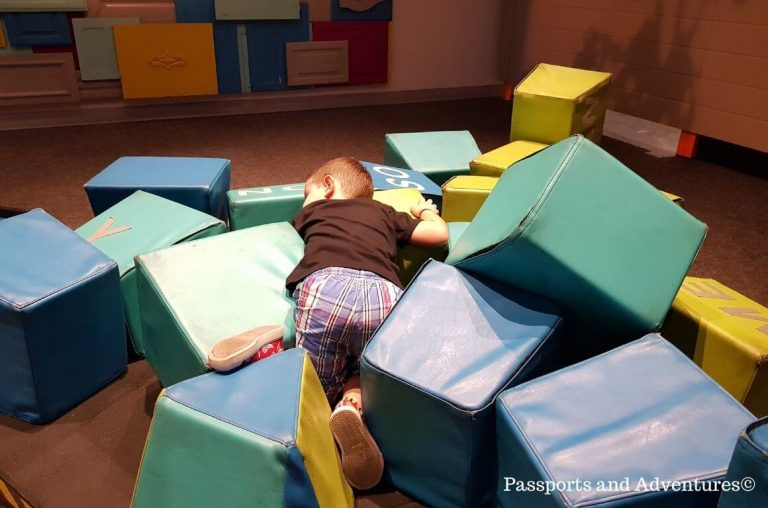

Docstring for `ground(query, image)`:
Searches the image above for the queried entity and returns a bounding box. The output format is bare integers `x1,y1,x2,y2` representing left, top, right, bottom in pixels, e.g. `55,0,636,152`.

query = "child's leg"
293,269,357,404
330,274,401,490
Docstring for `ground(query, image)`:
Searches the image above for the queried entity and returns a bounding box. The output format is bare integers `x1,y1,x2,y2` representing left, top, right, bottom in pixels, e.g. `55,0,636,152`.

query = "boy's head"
304,157,374,204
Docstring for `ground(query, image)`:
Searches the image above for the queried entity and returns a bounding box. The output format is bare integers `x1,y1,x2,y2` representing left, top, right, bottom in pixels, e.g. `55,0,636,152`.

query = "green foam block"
135,222,304,386
76,191,227,355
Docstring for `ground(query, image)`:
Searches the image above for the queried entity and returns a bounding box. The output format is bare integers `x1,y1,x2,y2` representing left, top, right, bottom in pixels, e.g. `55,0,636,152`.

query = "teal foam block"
384,131,482,186
447,135,707,360
76,191,227,356
135,223,304,386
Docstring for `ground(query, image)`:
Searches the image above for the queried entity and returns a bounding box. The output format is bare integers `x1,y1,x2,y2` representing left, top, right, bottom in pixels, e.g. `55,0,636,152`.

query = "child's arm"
409,199,449,247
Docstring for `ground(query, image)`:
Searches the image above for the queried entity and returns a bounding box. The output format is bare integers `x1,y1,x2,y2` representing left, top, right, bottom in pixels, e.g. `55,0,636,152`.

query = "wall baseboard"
0,84,502,132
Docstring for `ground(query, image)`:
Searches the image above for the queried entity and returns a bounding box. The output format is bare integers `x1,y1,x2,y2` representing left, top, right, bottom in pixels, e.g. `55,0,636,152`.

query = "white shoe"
207,325,284,372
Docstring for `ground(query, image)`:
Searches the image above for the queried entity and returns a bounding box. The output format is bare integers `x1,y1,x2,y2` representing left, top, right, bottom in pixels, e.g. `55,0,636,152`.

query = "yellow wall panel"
114,24,218,99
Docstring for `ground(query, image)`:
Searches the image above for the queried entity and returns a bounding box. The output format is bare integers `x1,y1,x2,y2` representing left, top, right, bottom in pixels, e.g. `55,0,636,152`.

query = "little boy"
287,157,448,490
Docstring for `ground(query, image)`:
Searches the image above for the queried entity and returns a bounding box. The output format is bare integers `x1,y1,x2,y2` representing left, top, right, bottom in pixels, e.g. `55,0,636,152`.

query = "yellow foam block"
470,140,549,177
661,191,685,208
441,175,498,223
373,189,447,285
662,277,768,416
114,24,218,100
511,63,611,145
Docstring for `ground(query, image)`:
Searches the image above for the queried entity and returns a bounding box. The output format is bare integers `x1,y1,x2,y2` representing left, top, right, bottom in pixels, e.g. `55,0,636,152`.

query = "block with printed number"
496,334,755,508
662,277,768,416
76,191,227,356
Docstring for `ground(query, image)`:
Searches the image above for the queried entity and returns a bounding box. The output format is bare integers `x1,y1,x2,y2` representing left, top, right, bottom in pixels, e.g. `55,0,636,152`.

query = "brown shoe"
207,325,284,372
330,401,384,490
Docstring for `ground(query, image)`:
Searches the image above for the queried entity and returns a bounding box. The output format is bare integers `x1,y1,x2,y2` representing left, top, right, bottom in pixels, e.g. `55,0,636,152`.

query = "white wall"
386,0,503,90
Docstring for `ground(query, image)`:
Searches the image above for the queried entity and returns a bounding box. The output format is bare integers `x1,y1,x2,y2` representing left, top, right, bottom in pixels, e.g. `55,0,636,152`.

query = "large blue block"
496,334,755,508
718,416,768,508
361,260,564,507
0,210,126,424
84,156,231,220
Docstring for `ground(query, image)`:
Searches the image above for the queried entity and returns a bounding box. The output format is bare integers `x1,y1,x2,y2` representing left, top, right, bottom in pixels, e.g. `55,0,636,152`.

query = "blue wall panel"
176,0,216,22
4,13,72,47
213,22,241,94
246,3,309,91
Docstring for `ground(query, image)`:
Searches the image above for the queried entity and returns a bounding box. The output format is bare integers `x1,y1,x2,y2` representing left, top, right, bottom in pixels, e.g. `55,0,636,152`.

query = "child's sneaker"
208,325,284,372
329,398,384,490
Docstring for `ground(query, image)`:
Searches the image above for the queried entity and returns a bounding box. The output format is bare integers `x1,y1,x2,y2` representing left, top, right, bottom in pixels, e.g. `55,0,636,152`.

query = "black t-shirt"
286,198,421,291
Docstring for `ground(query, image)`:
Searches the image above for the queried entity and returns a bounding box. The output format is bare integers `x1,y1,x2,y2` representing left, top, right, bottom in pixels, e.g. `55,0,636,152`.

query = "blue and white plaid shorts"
293,267,402,404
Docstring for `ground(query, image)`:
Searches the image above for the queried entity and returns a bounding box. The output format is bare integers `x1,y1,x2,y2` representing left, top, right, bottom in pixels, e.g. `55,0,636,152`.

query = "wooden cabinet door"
113,23,218,99
0,53,80,105
312,21,387,84
246,3,308,91
0,0,87,11
286,40,348,86
73,17,138,80
3,13,73,47
87,0,176,23
214,0,299,21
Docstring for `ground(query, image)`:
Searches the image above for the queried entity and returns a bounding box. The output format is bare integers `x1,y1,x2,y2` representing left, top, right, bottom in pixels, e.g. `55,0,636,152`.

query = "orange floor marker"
677,130,699,158
502,83,514,101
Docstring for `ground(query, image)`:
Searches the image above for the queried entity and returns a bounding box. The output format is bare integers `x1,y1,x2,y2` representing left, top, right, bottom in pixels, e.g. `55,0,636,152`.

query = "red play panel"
311,21,388,85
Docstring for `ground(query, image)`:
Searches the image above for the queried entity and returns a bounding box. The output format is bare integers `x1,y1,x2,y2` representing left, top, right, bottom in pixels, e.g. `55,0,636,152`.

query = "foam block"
470,140,549,177
0,210,126,423
447,136,707,358
135,223,304,386
76,191,227,356
384,131,482,186
361,261,564,507
496,334,754,508
662,277,768,417
132,349,353,508
371,189,446,285
511,63,611,144
84,156,231,220
441,175,498,223
228,162,441,231
718,417,768,508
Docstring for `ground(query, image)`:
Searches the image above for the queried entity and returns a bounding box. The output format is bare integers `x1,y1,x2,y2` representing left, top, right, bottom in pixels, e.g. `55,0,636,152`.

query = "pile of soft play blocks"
1,63,767,508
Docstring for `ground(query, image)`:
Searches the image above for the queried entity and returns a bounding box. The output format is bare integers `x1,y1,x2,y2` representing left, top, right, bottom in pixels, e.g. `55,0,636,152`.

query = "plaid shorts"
293,267,402,404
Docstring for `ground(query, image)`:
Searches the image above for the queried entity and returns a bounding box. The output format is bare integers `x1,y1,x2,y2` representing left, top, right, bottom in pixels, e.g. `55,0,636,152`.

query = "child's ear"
323,175,334,198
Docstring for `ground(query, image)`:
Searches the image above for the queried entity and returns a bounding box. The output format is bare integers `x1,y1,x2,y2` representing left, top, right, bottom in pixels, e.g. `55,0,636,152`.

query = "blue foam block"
84,156,231,220
496,334,755,508
0,210,126,423
361,260,564,507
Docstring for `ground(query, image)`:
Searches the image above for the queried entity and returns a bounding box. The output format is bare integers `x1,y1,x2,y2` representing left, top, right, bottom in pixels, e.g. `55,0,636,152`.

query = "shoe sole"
208,325,284,372
330,407,384,490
